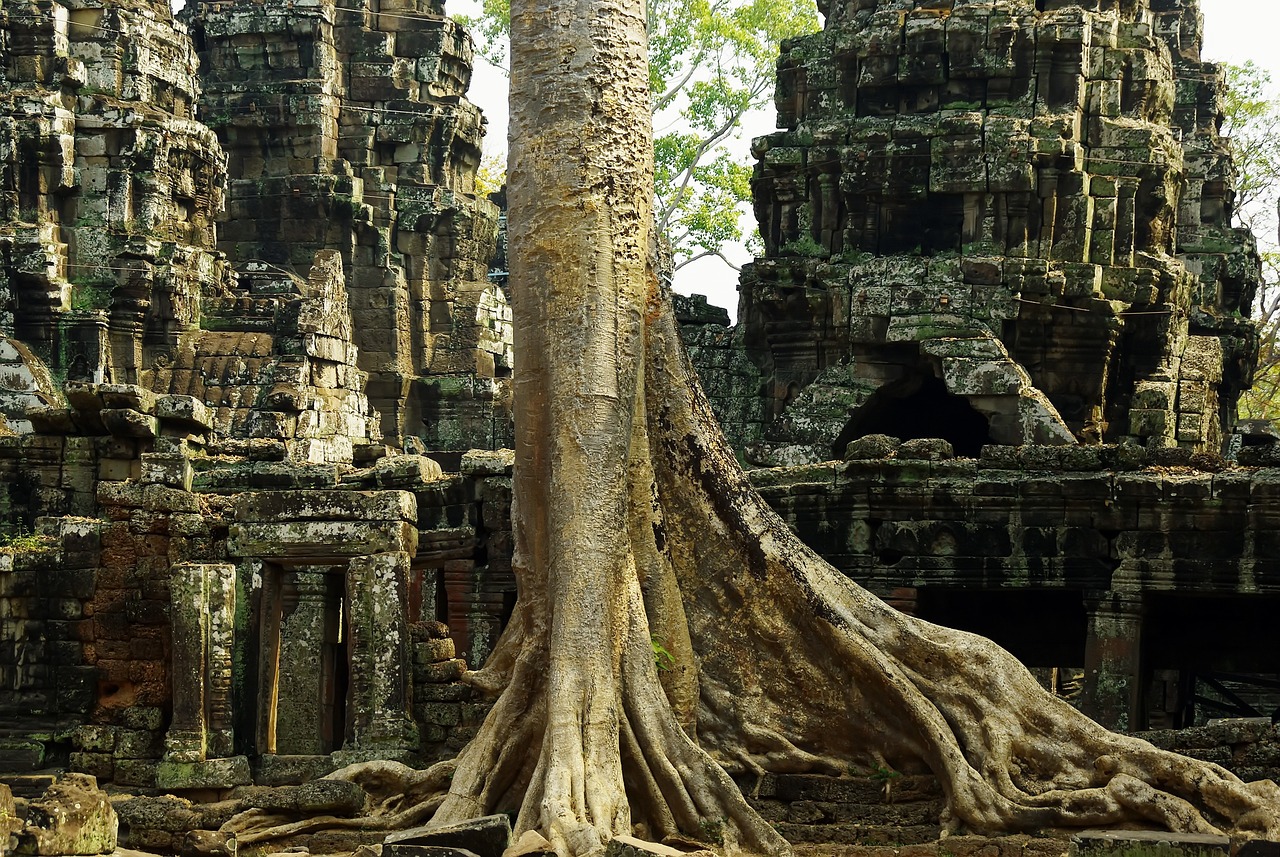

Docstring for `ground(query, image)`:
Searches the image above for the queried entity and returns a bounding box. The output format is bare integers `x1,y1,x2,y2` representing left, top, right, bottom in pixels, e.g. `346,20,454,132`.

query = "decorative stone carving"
0,0,232,390
182,0,511,453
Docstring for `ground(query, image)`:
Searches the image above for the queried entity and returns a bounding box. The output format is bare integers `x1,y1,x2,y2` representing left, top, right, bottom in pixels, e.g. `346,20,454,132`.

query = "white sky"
457,0,1280,319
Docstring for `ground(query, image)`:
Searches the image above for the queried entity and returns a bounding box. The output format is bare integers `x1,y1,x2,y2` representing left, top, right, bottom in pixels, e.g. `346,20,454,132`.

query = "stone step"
0,739,45,773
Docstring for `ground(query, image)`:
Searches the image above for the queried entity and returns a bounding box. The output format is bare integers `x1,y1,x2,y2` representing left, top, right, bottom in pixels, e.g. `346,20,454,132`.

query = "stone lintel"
250,754,339,786
227,519,418,560
233,489,416,523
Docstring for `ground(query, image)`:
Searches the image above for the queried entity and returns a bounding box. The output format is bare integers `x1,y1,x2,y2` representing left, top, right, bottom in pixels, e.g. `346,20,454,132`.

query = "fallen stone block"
155,757,251,790
15,774,117,856
1,783,21,849
385,814,512,857
179,829,233,857
385,846,482,857
239,780,366,816
1071,829,1229,857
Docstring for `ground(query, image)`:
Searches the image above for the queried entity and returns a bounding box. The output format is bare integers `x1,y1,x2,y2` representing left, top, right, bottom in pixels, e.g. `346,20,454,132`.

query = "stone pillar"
273,569,335,756
158,563,249,789
340,551,418,761
1081,591,1145,732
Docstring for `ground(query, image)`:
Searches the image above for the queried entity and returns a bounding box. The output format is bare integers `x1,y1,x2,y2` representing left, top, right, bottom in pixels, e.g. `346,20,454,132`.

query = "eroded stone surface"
181,0,511,452
740,0,1260,464
15,774,117,856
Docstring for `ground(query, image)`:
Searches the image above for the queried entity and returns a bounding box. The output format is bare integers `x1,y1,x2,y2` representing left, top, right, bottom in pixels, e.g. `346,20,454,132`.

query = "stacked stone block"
0,518,98,754
1138,718,1280,784
183,0,511,451
148,250,376,465
743,772,946,846
410,620,485,759
675,293,766,450
741,0,1261,463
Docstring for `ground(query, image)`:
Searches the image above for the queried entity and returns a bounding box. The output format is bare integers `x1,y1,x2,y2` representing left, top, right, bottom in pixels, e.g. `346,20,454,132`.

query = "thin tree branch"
673,248,744,272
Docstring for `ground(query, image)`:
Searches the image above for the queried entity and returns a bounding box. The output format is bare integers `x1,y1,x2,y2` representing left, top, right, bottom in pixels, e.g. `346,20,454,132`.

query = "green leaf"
457,0,819,269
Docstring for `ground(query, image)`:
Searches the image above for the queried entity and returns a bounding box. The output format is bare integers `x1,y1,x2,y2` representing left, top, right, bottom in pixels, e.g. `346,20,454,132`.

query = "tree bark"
433,0,783,854
430,0,1280,853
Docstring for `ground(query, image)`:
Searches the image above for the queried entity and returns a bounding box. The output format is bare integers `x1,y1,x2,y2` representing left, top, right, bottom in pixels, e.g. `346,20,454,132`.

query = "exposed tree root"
641,278,1280,845
221,761,454,844
220,271,1280,857
233,278,1280,856
217,0,1280,848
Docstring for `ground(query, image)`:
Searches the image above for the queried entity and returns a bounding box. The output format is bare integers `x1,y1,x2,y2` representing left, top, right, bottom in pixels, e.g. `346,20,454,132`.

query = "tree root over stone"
221,761,453,844
222,279,1280,857
640,283,1280,847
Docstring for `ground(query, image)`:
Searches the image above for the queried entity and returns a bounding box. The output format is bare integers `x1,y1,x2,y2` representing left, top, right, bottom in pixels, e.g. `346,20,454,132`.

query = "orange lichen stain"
645,271,664,323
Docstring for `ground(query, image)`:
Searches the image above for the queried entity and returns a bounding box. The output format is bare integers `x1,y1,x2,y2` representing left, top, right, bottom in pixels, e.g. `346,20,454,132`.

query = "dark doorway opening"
916,587,1088,667
1144,593,1280,727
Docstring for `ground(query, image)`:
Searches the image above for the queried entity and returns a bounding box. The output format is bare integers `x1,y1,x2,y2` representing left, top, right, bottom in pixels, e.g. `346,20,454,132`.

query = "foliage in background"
1222,62,1280,241
1223,63,1280,420
475,152,507,198
454,0,818,272
1240,253,1280,421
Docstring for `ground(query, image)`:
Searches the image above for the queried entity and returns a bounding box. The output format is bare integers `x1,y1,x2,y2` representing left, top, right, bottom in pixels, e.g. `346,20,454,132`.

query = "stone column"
1081,590,1145,732
341,551,418,760
205,570,235,760
158,563,249,789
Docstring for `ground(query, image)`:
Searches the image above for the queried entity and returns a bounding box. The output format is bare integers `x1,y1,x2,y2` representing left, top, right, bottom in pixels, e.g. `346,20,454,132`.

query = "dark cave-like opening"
832,373,992,458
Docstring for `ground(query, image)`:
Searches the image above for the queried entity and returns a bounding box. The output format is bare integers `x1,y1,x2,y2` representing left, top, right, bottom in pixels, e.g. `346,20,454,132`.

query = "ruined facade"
0,0,512,458
739,0,1260,464
0,0,230,424
182,0,512,453
1,0,1280,815
0,0,510,788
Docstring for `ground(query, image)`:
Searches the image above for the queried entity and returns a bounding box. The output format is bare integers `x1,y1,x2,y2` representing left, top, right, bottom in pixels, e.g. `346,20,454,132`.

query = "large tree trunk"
428,0,1280,853
432,0,783,854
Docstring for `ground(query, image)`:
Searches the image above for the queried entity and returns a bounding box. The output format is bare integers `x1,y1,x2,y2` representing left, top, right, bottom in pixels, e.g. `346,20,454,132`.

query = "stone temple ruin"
735,0,1260,463
3,0,1280,849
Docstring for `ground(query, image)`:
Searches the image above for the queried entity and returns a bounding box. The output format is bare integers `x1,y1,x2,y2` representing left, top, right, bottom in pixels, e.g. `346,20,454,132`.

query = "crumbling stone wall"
0,519,98,772
148,251,377,464
7,375,1280,783
752,437,1280,732
182,0,512,453
0,375,510,785
740,0,1260,464
0,0,231,402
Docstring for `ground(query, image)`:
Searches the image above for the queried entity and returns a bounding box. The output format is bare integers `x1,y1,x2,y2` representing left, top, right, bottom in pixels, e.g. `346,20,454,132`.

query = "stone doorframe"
165,489,422,786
